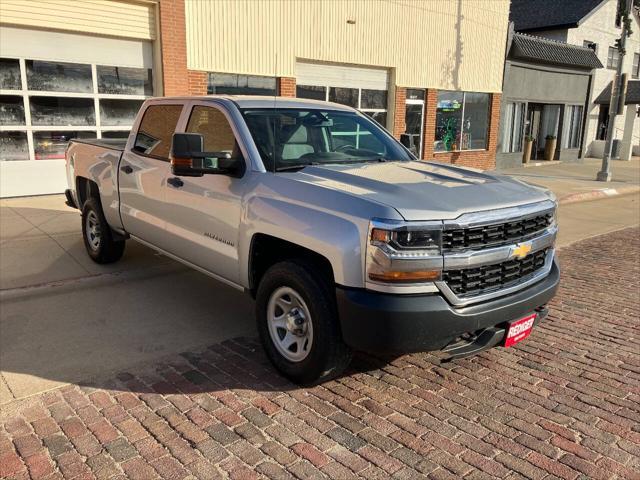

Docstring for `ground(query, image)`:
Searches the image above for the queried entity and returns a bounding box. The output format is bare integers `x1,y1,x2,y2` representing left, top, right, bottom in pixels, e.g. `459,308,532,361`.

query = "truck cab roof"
147,95,356,112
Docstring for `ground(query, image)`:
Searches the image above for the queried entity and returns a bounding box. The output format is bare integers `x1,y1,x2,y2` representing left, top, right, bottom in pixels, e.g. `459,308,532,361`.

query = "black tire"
256,260,352,385
81,197,125,264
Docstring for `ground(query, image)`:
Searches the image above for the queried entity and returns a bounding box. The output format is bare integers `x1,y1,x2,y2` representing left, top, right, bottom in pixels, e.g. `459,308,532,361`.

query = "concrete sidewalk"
500,156,640,204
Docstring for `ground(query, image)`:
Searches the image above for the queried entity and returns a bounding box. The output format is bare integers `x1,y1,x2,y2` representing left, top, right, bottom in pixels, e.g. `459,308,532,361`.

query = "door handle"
120,165,133,174
167,177,184,188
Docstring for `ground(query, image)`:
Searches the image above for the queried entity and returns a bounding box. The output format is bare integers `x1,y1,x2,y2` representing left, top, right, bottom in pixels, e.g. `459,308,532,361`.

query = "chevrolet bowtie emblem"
512,243,532,259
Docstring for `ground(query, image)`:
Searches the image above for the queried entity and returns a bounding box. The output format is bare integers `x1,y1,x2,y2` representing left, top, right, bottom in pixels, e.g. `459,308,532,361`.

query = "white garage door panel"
0,26,153,68
0,160,67,198
296,62,389,90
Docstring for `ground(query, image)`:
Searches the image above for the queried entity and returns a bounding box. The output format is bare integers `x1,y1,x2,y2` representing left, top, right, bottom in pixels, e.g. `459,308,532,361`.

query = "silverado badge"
511,242,532,259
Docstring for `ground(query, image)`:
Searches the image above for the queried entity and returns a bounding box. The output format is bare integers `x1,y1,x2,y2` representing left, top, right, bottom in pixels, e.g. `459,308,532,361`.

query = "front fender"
239,196,370,288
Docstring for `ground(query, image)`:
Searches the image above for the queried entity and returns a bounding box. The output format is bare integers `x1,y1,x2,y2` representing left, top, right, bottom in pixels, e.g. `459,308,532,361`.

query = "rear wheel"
256,260,352,385
81,198,125,264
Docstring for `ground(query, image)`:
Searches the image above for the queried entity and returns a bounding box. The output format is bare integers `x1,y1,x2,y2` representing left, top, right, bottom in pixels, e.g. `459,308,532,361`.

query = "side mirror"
170,133,245,177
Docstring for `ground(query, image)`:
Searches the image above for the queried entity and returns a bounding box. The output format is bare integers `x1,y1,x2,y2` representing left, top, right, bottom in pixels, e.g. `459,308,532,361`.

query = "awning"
595,80,640,105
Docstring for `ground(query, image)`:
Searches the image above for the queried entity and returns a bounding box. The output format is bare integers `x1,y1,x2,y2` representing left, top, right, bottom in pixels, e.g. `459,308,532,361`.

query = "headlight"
366,220,443,288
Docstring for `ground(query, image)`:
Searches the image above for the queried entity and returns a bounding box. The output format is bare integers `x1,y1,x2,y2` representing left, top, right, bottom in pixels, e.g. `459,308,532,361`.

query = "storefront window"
0,132,29,161
26,60,93,93
207,73,276,95
33,131,96,160
0,95,25,125
100,99,144,126
434,91,489,152
97,66,152,95
0,58,21,90
563,105,583,149
30,97,95,126
296,85,325,100
434,91,463,152
501,102,525,153
329,87,359,108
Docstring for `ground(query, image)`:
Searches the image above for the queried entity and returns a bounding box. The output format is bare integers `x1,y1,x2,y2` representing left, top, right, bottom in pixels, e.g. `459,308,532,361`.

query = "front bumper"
336,258,560,354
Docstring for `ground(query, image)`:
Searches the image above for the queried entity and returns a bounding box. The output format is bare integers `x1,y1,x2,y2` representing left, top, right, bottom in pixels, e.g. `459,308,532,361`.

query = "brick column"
278,77,296,97
392,87,406,140
188,70,208,96
159,0,189,96
422,89,438,160
486,93,502,167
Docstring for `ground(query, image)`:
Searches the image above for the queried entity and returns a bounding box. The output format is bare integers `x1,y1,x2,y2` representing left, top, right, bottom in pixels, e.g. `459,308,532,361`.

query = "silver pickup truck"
65,96,559,384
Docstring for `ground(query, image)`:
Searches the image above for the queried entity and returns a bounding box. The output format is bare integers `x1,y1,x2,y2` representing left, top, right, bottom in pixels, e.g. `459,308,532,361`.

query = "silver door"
161,101,249,284
119,103,184,247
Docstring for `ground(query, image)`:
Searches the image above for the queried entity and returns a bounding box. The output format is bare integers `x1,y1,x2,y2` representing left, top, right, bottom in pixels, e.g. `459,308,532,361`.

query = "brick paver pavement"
1,228,639,480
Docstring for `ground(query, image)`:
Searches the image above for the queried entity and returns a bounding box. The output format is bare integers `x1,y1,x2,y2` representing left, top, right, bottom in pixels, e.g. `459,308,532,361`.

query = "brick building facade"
0,0,509,196
156,0,505,171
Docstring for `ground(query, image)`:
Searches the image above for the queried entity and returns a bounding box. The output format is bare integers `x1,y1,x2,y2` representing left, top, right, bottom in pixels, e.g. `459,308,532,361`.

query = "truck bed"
71,137,128,151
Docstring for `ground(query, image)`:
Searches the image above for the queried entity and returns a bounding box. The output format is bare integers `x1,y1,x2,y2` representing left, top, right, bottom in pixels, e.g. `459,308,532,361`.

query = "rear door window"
133,104,183,159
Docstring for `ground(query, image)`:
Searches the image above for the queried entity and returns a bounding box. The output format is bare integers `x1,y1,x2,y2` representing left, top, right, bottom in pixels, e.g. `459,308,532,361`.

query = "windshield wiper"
275,162,319,172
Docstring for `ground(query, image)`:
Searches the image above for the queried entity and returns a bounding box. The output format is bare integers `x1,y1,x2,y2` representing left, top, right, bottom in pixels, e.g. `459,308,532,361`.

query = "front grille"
442,248,548,297
442,213,553,252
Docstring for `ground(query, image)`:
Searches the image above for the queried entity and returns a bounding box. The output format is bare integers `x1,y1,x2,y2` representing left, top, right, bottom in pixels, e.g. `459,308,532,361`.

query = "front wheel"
256,260,352,385
81,198,125,264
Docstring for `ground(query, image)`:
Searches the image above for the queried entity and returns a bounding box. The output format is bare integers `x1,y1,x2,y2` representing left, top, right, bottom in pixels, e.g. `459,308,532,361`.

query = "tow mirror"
170,133,245,177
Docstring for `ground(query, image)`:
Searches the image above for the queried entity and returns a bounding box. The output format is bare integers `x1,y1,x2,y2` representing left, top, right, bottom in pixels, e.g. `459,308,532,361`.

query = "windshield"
241,108,412,171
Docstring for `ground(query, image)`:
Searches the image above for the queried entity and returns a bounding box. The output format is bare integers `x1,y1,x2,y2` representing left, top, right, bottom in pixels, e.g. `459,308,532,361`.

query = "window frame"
434,90,491,153
607,46,619,70
501,101,526,153
0,55,152,162
296,84,389,129
131,103,184,161
562,104,584,150
181,101,251,173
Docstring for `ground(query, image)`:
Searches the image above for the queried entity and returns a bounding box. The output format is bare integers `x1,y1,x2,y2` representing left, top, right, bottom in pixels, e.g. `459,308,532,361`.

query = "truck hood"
288,161,552,221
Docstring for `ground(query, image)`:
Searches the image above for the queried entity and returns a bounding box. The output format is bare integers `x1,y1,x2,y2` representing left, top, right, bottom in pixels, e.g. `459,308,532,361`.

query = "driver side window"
186,106,242,159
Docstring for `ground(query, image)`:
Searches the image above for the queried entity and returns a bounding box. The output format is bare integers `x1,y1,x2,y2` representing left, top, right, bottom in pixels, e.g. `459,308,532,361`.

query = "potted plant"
544,135,557,161
522,135,534,163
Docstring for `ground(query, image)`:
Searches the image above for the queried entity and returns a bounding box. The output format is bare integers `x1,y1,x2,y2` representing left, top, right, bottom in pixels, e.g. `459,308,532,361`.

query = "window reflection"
30,97,95,126
26,60,92,93
0,95,25,125
100,99,144,126
33,131,96,160
0,58,21,90
329,87,358,108
97,66,152,95
0,132,28,161
208,73,276,95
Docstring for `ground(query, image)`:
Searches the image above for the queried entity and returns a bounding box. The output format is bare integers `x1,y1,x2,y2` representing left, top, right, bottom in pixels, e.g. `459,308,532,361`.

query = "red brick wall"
187,70,208,96
278,77,296,97
392,87,406,140
159,0,189,96
422,90,501,170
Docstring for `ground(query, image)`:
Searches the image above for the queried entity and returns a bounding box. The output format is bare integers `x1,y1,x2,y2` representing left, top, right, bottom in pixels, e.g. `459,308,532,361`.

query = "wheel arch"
248,233,335,297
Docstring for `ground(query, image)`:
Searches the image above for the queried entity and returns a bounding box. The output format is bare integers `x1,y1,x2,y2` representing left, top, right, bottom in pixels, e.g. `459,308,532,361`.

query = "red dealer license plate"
504,313,536,348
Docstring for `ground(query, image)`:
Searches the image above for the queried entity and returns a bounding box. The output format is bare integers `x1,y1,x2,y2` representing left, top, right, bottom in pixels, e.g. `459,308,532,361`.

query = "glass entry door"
404,89,425,158
526,103,560,160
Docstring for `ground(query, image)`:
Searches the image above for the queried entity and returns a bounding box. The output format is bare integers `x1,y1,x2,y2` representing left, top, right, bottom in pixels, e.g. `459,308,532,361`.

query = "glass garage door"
0,27,154,197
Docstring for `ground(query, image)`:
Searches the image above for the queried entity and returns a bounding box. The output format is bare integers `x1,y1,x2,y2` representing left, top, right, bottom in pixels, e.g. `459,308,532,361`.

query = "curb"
558,185,640,205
